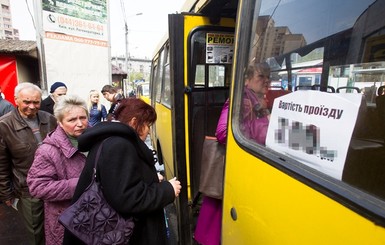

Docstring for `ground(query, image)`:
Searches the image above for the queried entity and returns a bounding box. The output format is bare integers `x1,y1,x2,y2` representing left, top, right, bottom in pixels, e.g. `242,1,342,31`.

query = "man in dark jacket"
0,82,57,245
40,81,67,114
0,86,14,117
101,84,124,120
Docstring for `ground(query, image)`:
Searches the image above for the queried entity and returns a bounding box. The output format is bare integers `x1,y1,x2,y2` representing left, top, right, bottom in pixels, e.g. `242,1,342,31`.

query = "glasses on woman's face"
253,73,271,86
256,73,270,80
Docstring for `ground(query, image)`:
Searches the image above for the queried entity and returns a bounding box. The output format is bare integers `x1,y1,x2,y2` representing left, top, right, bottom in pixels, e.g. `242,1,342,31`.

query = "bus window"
194,65,205,87
161,46,171,107
208,65,226,87
150,59,158,101
155,49,165,102
190,30,233,89
194,65,229,87
232,0,385,212
298,76,313,86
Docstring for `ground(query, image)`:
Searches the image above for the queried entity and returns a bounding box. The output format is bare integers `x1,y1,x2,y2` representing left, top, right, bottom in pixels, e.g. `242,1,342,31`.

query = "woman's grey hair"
14,82,42,97
245,62,270,80
54,94,89,122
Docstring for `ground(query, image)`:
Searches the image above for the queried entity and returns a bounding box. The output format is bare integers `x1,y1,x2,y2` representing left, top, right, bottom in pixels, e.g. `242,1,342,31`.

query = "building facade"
111,55,151,96
0,0,19,40
253,15,306,63
111,55,151,82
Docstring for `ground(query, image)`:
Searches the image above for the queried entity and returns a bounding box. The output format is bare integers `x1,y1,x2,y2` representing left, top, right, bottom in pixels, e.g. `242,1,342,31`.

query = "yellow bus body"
154,102,174,177
220,0,385,243
223,126,385,244
150,0,385,244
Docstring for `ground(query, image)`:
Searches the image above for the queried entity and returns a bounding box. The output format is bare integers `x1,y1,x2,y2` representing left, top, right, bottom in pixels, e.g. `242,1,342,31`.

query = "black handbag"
59,139,135,245
198,136,226,200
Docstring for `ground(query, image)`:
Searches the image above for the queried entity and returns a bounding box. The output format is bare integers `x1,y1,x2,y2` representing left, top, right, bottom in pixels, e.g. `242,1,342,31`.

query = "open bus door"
151,14,234,244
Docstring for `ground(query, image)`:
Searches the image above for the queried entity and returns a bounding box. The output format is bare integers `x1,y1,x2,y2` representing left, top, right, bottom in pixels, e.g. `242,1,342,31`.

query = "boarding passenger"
63,98,181,245
240,62,271,145
194,99,228,245
194,62,271,245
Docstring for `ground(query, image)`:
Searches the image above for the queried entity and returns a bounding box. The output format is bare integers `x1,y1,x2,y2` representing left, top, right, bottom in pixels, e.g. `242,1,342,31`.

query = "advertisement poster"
39,0,110,103
266,91,362,179
206,33,234,64
42,0,108,45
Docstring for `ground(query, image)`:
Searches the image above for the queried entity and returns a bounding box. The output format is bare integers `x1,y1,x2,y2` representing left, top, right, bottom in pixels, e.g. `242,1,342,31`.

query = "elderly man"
0,82,57,245
40,81,67,114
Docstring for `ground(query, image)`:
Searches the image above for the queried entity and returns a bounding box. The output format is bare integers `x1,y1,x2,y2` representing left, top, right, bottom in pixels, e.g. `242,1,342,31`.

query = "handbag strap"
92,138,110,180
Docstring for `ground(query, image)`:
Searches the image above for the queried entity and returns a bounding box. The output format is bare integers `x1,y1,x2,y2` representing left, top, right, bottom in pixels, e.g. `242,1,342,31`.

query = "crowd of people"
0,81,181,245
0,61,270,245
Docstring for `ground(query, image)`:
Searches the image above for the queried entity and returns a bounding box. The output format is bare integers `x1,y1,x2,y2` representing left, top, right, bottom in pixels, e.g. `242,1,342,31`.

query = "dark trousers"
18,197,45,245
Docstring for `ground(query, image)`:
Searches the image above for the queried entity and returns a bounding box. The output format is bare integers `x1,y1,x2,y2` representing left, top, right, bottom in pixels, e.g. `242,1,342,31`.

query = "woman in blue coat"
87,89,107,127
63,98,181,245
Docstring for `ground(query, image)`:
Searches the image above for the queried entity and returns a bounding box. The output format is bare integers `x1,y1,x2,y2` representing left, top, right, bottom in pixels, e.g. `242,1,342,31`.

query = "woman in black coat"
63,98,181,245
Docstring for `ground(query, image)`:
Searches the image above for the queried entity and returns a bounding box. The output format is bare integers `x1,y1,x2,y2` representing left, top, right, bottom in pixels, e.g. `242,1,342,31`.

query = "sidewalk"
0,203,29,244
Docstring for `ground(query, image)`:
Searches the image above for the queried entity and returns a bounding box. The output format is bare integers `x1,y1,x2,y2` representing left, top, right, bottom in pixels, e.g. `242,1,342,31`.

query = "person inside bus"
240,62,271,145
194,100,228,245
194,62,271,245
216,62,271,146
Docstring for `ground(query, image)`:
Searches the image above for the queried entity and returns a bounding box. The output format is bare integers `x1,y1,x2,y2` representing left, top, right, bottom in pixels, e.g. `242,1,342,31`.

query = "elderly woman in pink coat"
239,62,271,145
27,95,88,245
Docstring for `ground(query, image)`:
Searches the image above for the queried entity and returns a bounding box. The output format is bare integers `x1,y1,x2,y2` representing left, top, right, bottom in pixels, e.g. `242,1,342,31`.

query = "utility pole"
124,13,142,94
125,22,129,87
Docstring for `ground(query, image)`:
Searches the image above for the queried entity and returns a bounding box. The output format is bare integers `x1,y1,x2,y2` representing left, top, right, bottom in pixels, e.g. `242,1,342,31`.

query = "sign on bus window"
206,33,234,64
266,91,362,179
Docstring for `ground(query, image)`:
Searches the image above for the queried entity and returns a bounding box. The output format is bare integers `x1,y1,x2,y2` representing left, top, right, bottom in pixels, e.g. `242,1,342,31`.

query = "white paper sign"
266,90,362,179
206,33,234,64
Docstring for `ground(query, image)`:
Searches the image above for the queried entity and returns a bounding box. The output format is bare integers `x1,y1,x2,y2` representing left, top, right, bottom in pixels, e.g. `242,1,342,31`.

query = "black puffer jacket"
63,121,175,245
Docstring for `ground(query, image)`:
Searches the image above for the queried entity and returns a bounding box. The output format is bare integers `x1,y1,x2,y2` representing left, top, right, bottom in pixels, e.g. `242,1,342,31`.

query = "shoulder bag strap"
92,138,110,180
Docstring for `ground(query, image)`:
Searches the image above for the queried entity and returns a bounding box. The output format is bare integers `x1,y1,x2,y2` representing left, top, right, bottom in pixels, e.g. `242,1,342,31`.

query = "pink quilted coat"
216,90,269,146
27,126,86,245
240,87,269,145
215,99,229,145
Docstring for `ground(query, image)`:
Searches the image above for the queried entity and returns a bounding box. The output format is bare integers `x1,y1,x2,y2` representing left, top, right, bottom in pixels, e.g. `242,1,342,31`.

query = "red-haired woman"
63,98,181,245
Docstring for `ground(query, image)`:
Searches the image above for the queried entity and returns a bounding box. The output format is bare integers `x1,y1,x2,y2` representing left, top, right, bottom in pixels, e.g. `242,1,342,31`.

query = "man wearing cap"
40,82,67,114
